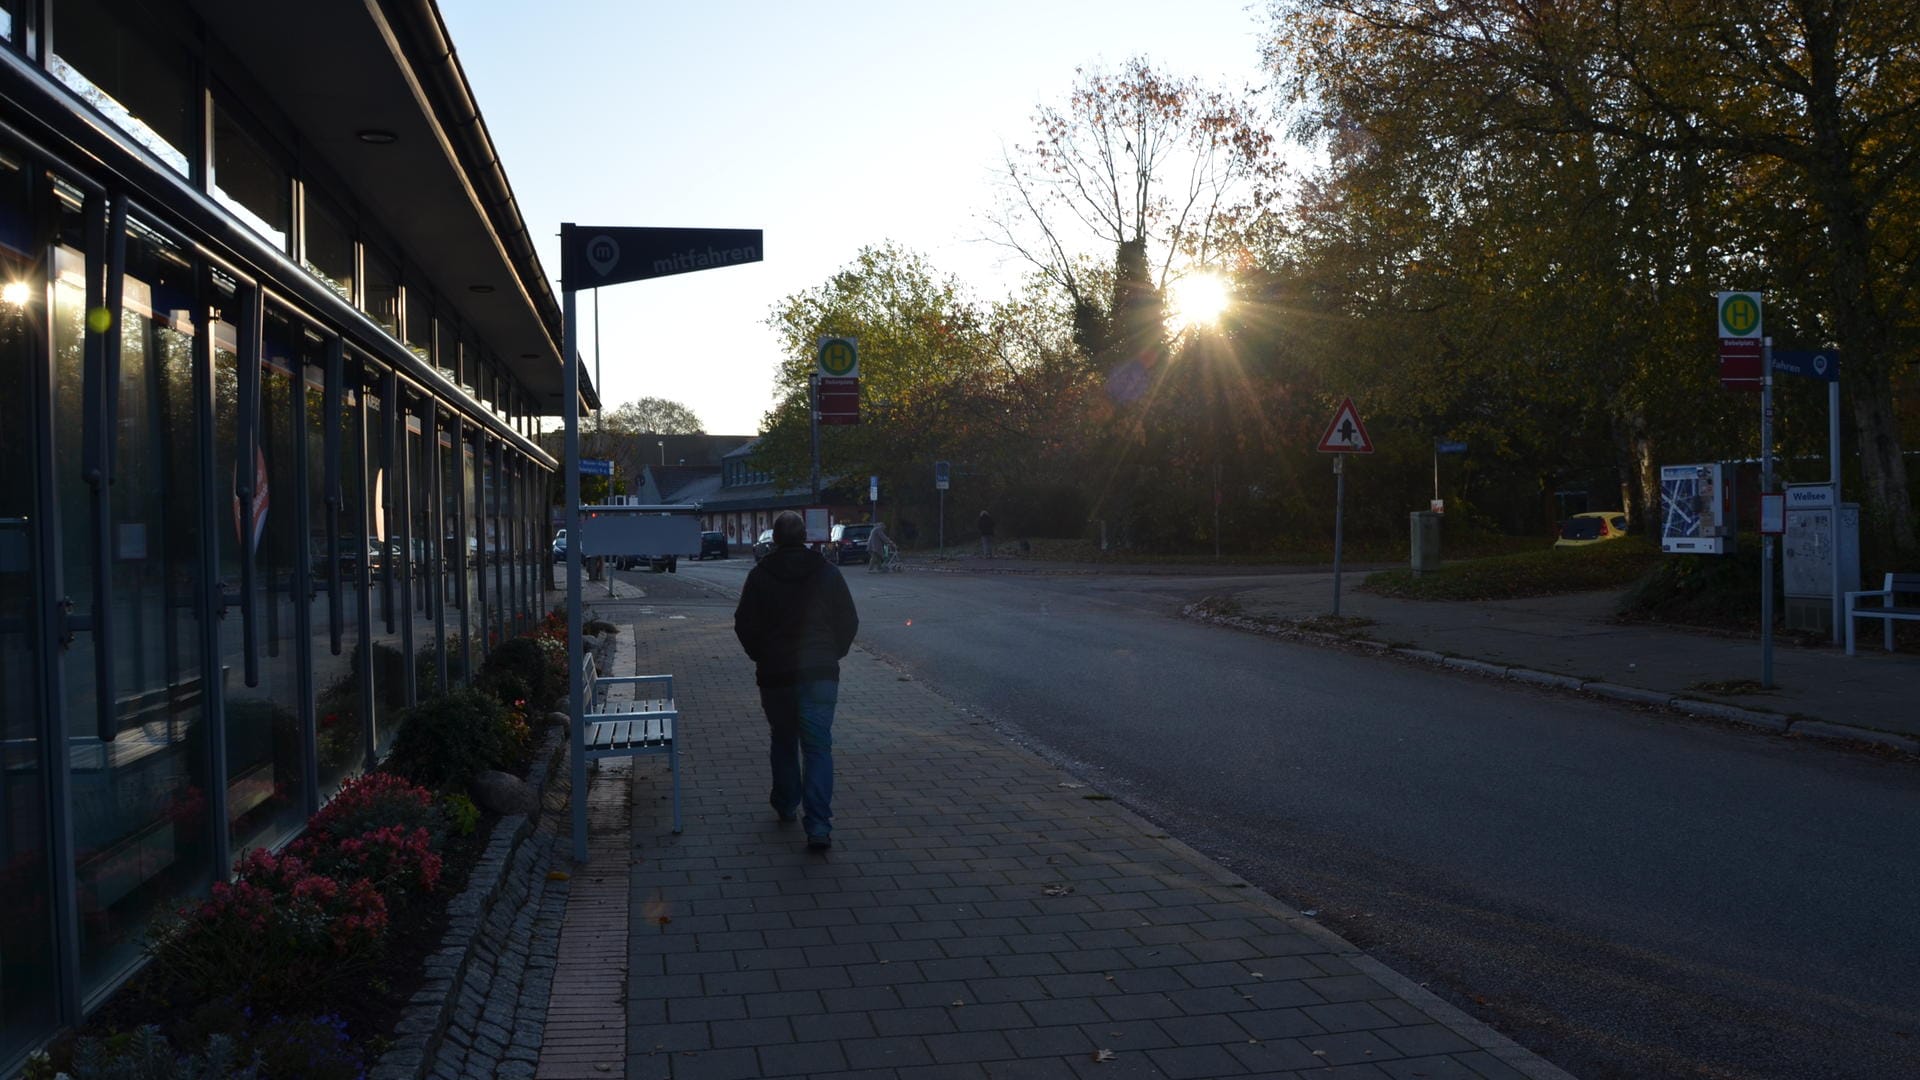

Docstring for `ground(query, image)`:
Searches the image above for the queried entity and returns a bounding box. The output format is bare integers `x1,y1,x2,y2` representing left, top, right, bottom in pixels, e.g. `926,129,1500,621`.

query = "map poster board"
1660,463,1733,554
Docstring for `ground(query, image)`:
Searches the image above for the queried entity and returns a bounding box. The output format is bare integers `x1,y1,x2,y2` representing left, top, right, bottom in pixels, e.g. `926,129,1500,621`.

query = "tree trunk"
1802,8,1918,559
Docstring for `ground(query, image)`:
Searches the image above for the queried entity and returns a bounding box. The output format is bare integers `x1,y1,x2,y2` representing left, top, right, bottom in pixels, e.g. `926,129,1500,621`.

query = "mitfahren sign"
560,225,764,289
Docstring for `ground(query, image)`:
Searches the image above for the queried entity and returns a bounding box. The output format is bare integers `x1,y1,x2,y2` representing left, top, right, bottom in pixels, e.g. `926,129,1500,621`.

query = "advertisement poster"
1660,463,1731,554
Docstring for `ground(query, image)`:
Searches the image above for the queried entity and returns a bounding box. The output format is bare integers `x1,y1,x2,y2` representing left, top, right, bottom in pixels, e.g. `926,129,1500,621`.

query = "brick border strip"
369,632,617,1080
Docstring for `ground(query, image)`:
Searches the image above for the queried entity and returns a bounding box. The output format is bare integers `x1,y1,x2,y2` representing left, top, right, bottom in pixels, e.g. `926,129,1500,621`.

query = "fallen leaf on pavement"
1042,884,1074,897
1092,1049,1116,1062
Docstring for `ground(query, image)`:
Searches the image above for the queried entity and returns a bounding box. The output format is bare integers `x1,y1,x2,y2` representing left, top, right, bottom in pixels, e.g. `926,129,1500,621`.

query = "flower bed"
27,608,584,1080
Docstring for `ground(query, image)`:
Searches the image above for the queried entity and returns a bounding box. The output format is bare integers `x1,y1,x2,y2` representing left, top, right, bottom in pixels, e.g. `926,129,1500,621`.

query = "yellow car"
1555,511,1631,547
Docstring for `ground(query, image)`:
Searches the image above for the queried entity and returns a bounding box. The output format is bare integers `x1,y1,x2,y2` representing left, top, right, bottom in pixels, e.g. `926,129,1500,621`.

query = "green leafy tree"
1265,0,1920,557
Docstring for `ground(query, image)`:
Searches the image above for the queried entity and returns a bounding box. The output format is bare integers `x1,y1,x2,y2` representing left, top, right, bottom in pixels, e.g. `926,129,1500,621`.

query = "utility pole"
809,373,821,502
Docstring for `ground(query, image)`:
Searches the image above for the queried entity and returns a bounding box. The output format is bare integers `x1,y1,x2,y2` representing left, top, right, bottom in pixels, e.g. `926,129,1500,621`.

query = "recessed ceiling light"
468,284,495,294
355,129,398,145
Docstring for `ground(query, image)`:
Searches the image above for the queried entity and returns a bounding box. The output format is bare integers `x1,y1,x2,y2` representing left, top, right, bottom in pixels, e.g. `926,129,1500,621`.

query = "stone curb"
1182,605,1914,756
1785,719,1920,754
365,648,587,1080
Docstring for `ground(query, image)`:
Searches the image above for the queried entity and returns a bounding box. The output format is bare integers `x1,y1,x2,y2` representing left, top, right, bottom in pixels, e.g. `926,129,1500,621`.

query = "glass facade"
0,3,564,1062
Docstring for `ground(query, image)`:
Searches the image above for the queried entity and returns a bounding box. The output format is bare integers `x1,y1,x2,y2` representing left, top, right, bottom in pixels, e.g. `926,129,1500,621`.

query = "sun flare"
1168,271,1230,330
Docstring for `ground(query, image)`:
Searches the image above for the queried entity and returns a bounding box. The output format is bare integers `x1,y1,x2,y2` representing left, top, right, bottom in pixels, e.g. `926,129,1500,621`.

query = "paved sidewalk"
580,601,1573,1080
1199,571,1920,748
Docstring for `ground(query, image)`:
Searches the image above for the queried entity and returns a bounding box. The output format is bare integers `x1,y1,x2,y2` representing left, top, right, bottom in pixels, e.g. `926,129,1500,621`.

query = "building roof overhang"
188,0,586,412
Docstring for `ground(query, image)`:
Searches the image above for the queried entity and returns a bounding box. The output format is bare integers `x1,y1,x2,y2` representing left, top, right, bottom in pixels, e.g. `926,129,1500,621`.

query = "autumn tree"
599,397,704,435
761,244,1012,534
1265,0,1920,556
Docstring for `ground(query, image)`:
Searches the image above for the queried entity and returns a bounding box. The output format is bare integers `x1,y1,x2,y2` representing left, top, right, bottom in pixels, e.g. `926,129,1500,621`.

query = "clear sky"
439,0,1278,435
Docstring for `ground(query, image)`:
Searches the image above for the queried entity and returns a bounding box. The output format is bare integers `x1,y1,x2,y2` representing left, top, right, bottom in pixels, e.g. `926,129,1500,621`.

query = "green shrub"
440,792,481,837
55,1026,257,1080
383,689,511,791
478,635,564,713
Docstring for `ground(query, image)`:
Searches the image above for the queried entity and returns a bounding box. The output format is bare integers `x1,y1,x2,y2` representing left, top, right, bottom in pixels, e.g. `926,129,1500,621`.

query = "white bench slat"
1844,573,1920,655
577,649,684,832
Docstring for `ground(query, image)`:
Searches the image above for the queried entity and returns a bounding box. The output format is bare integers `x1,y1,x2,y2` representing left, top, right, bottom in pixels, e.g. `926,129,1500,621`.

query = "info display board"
1659,463,1733,554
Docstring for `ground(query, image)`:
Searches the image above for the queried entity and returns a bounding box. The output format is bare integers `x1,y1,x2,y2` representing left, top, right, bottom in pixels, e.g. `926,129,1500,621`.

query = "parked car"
828,522,876,565
613,552,677,573
1555,511,1630,547
550,529,567,562
752,528,774,562
698,530,729,559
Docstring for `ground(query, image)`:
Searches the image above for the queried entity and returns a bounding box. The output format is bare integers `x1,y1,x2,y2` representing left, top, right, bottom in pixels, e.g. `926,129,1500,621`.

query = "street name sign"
818,375,859,425
1316,397,1374,453
1772,349,1839,382
560,225,763,289
579,458,613,476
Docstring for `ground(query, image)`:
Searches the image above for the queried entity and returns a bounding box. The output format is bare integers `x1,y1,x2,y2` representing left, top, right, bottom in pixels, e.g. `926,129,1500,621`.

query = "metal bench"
580,651,682,833
1844,572,1920,655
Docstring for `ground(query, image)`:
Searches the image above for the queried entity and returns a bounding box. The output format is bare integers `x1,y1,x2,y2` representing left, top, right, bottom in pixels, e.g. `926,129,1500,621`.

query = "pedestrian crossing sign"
1316,397,1374,453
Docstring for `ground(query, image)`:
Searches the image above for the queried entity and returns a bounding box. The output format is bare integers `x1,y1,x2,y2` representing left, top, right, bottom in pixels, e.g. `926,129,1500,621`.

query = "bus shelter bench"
1844,573,1920,656
579,652,682,833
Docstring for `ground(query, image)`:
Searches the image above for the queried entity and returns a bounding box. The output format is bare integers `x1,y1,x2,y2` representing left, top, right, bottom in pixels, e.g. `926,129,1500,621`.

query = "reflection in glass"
60,218,218,997
366,386,404,754
50,0,193,176
302,194,354,305
313,373,367,794
363,249,398,336
215,312,308,858
0,163,57,1066
211,99,290,252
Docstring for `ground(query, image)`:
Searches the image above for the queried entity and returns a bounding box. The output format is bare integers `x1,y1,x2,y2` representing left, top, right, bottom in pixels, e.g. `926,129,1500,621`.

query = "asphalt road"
632,557,1920,1080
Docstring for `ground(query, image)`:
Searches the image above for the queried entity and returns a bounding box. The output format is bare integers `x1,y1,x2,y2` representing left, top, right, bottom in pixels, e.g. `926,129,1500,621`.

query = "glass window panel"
50,0,193,176
212,309,307,858
403,285,430,363
61,217,218,997
433,316,457,385
363,248,397,336
439,426,468,684
0,156,57,1065
313,361,366,794
302,192,354,305
211,98,290,252
365,381,403,753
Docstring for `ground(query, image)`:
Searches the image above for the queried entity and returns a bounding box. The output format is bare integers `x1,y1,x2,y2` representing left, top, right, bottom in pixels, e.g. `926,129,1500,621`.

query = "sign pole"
809,373,820,502
1829,379,1842,643
1332,455,1346,616
939,488,945,552
562,279,588,864
1761,338,1774,689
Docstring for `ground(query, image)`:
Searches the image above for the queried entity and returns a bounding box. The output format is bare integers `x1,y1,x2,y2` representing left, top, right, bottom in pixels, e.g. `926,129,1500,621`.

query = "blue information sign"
1435,441,1468,454
579,458,613,476
1771,350,1839,382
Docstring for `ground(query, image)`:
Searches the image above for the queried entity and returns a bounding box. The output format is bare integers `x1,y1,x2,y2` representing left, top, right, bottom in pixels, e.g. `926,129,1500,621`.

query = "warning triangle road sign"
1316,397,1374,453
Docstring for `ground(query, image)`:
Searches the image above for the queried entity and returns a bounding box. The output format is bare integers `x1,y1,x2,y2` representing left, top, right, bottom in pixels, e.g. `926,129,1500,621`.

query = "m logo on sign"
586,235,620,278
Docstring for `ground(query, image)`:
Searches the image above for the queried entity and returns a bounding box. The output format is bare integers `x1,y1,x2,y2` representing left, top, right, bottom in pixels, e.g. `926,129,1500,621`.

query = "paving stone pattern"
601,604,1571,1080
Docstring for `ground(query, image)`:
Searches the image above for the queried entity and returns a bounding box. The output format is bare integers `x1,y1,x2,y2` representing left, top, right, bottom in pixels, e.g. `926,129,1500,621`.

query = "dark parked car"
828,522,875,565
699,530,728,559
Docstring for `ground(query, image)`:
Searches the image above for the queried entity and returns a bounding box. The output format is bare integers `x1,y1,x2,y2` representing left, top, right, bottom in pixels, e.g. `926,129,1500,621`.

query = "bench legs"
669,742,682,834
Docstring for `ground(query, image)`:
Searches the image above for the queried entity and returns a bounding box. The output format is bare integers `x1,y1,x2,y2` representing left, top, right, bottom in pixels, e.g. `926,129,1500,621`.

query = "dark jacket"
734,545,859,687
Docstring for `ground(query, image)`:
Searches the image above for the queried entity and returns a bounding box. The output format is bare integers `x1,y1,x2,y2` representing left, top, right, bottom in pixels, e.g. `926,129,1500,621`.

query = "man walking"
734,511,859,850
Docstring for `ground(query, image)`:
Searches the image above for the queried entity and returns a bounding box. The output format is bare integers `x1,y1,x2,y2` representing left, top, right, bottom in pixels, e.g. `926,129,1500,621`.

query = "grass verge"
1364,539,1662,601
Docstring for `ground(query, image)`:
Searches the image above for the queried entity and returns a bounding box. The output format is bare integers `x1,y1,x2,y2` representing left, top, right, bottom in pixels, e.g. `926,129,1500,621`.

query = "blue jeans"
761,679,837,837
